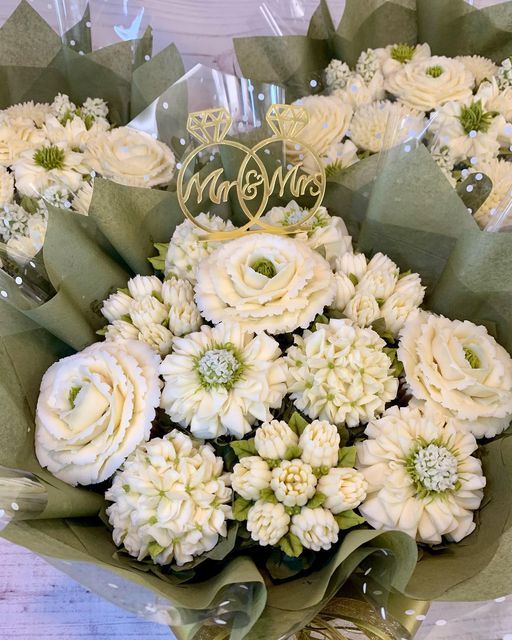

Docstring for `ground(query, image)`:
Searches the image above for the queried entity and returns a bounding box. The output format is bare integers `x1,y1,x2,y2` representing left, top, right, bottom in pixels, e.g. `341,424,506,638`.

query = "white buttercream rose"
195,233,336,335
85,127,175,187
398,311,512,437
35,340,161,486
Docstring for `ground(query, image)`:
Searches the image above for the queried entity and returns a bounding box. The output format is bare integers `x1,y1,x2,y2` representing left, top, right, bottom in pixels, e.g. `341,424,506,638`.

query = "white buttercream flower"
271,459,317,507
299,420,340,469
286,319,398,426
470,159,512,228
334,252,367,281
138,323,174,357
375,43,432,78
258,202,353,266
386,56,474,111
0,166,14,205
428,99,502,164
497,56,512,90
127,274,162,300
254,420,299,460
246,500,290,546
106,430,232,566
0,202,29,243
356,405,486,544
196,233,335,335
104,319,140,342
290,507,339,551
162,277,202,336
398,311,512,438
101,290,133,323
324,59,352,92
84,127,175,187
317,468,367,513
13,143,86,196
381,273,425,336
343,293,380,327
456,55,497,85
36,340,161,486
130,295,168,330
355,48,381,83
50,93,76,120
307,139,359,176
357,252,399,299
287,95,353,162
0,118,47,167
160,322,288,439
44,115,107,149
72,181,94,214
4,101,51,127
231,456,272,501
430,144,457,187
81,97,109,119
475,78,512,121
333,272,356,310
6,212,47,261
165,213,234,283
334,72,386,109
350,101,426,153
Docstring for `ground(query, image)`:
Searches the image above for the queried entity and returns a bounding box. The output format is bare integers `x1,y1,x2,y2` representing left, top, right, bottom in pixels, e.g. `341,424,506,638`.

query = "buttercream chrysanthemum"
469,158,512,228
233,415,366,553
106,430,232,566
13,143,86,196
160,322,288,439
350,101,426,153
456,55,497,85
428,99,502,164
0,118,47,167
72,181,94,214
164,213,234,283
36,340,161,486
305,139,359,176
4,100,52,127
195,233,336,334
258,202,353,267
286,319,398,426
356,404,486,544
476,78,512,121
386,56,474,111
398,311,512,438
101,275,201,356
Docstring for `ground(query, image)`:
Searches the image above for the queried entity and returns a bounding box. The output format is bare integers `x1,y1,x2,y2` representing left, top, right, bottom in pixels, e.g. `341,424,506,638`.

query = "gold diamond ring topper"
176,103,326,240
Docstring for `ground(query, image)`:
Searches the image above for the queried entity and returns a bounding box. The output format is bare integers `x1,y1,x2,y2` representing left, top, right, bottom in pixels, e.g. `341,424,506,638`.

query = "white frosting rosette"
386,56,474,111
356,404,486,544
195,233,336,334
287,95,353,162
84,127,175,188
35,340,161,486
160,322,288,439
398,311,512,437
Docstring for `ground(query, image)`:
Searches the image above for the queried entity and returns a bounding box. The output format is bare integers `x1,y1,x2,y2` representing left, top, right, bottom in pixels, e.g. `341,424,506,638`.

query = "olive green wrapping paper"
0,1,185,125
234,0,512,96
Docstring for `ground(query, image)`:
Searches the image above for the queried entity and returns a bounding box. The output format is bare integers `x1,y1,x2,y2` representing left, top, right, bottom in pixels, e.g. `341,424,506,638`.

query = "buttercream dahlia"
160,322,288,439
106,430,232,566
357,405,486,544
195,233,336,334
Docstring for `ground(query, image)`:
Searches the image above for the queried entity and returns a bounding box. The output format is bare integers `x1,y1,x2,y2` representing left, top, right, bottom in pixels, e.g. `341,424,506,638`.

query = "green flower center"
406,442,459,496
251,258,276,278
196,344,244,389
68,386,81,408
459,100,496,135
426,65,444,78
463,346,481,369
33,145,65,171
390,43,415,63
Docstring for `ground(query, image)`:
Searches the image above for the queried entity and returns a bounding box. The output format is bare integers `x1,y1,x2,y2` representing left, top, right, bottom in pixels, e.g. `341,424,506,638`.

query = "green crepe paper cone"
0,1,184,123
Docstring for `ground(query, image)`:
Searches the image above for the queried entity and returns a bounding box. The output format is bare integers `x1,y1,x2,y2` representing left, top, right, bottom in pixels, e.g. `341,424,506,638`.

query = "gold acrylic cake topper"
176,104,326,240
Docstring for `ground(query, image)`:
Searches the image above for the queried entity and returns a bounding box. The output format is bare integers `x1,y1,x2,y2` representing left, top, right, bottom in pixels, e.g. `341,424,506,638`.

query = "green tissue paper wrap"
234,0,512,98
0,0,185,124
2,140,512,636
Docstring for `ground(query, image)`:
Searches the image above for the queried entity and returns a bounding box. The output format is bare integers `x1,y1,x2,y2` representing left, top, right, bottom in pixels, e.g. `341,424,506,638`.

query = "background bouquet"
2,1,512,640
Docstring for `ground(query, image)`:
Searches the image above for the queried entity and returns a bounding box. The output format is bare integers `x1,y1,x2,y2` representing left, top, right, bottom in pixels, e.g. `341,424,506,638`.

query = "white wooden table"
0,0,511,638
